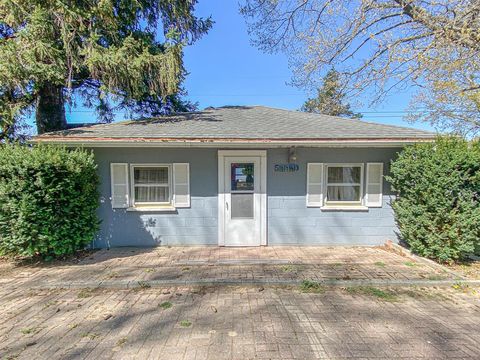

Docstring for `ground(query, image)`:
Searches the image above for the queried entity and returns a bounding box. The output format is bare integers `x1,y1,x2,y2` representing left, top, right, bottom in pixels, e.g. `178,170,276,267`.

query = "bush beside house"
0,145,100,258
387,137,480,263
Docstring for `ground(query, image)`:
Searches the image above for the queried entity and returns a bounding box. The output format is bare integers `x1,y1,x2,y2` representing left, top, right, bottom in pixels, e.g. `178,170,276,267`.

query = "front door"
218,151,266,246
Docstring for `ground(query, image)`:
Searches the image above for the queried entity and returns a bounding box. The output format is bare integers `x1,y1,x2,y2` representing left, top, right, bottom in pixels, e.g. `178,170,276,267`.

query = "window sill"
321,205,369,212
127,206,176,212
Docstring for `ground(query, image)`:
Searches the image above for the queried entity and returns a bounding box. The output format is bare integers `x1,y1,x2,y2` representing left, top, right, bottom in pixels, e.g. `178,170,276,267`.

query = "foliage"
241,0,480,135
179,320,192,327
386,137,480,263
0,0,212,138
159,301,173,309
0,144,100,258
300,280,325,293
301,69,362,118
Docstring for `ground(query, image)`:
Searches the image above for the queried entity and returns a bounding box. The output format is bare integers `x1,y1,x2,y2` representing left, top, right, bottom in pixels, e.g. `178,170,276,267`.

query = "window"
325,164,363,204
131,165,171,205
230,163,255,219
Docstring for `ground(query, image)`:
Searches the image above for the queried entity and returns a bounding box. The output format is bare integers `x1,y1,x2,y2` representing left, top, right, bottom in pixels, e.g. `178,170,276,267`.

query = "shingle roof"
35,105,436,143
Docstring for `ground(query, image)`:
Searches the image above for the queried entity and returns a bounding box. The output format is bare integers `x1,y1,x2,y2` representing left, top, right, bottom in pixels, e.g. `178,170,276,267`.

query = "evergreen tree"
0,1,212,139
301,69,362,118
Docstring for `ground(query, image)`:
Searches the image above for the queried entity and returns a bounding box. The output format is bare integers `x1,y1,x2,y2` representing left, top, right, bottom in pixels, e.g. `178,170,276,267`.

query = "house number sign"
274,164,299,172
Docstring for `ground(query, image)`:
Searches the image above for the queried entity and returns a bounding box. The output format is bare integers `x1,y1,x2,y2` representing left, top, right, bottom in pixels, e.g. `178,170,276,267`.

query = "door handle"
226,202,229,211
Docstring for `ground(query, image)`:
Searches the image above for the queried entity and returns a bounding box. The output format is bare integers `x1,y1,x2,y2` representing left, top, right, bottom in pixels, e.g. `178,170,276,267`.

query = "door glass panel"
231,163,254,191
231,193,254,219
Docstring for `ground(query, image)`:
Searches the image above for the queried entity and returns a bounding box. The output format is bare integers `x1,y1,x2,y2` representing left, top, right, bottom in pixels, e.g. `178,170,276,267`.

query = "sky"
63,0,434,132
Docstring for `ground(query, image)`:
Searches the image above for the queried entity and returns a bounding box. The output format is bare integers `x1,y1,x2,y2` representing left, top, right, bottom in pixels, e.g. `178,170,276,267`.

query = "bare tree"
241,0,480,135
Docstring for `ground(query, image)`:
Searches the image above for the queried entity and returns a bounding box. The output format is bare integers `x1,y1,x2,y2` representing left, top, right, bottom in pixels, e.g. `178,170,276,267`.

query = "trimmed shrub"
386,137,480,263
0,144,100,258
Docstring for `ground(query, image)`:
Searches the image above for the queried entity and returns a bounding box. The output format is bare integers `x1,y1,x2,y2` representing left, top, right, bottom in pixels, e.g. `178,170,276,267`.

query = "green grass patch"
404,261,417,267
374,261,386,267
345,286,397,301
300,280,325,293
281,265,296,272
144,268,155,273
159,301,173,309
116,337,127,347
180,320,192,327
20,328,35,335
77,288,96,299
81,332,100,340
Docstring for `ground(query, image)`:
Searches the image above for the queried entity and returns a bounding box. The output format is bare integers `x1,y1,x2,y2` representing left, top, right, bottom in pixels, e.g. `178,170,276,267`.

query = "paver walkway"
0,246,463,290
0,285,479,359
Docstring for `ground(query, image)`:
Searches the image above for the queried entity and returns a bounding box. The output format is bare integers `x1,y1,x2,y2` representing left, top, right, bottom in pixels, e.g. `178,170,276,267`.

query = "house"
35,106,435,248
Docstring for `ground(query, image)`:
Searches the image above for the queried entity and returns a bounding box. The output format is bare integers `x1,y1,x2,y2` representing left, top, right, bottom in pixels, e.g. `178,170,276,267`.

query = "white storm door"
224,157,261,246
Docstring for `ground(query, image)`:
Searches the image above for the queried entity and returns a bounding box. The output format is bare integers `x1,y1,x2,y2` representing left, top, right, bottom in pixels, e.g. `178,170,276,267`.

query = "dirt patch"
447,260,480,280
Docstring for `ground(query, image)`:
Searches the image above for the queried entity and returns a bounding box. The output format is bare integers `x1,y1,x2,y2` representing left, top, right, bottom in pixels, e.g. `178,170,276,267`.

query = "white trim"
217,150,267,247
218,150,268,157
321,205,369,212
365,162,384,207
173,163,190,208
218,155,225,246
34,139,433,148
306,163,324,207
260,154,267,246
110,163,129,208
324,163,364,205
126,206,176,212
129,164,172,207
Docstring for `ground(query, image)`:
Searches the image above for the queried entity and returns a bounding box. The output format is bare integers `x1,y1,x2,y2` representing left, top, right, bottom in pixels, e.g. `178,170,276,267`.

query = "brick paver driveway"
0,246,479,359
1,285,479,359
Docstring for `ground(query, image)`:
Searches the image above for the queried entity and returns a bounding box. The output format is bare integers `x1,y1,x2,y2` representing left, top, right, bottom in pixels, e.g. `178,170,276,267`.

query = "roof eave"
32,137,436,148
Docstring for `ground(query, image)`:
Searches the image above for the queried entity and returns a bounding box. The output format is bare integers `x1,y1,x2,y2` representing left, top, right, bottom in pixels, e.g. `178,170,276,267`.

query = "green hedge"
0,144,100,258
387,137,480,263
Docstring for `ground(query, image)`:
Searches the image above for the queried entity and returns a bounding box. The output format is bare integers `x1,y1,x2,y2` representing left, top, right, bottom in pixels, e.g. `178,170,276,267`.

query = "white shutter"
306,163,324,207
110,163,129,208
173,163,190,208
366,163,383,207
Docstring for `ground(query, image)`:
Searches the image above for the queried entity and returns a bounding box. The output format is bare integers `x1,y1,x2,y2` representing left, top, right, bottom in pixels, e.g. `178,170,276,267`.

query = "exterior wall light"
288,147,297,163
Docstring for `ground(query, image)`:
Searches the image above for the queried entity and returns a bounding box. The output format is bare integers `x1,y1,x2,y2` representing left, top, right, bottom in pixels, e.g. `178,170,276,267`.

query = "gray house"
36,106,435,248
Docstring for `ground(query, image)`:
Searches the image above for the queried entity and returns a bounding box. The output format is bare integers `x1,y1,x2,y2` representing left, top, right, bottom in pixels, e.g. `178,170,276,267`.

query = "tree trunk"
36,83,67,134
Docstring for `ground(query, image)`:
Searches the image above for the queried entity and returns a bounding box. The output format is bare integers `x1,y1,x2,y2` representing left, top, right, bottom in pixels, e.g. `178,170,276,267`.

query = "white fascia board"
33,138,434,148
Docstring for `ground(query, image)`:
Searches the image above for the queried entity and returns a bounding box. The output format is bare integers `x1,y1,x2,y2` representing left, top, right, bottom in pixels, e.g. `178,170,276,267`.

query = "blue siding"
266,148,398,245
92,148,218,248
91,147,400,248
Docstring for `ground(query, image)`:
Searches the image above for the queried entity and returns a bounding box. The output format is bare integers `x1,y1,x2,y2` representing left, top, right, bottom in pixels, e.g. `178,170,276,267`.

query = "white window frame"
324,163,364,206
130,164,172,207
